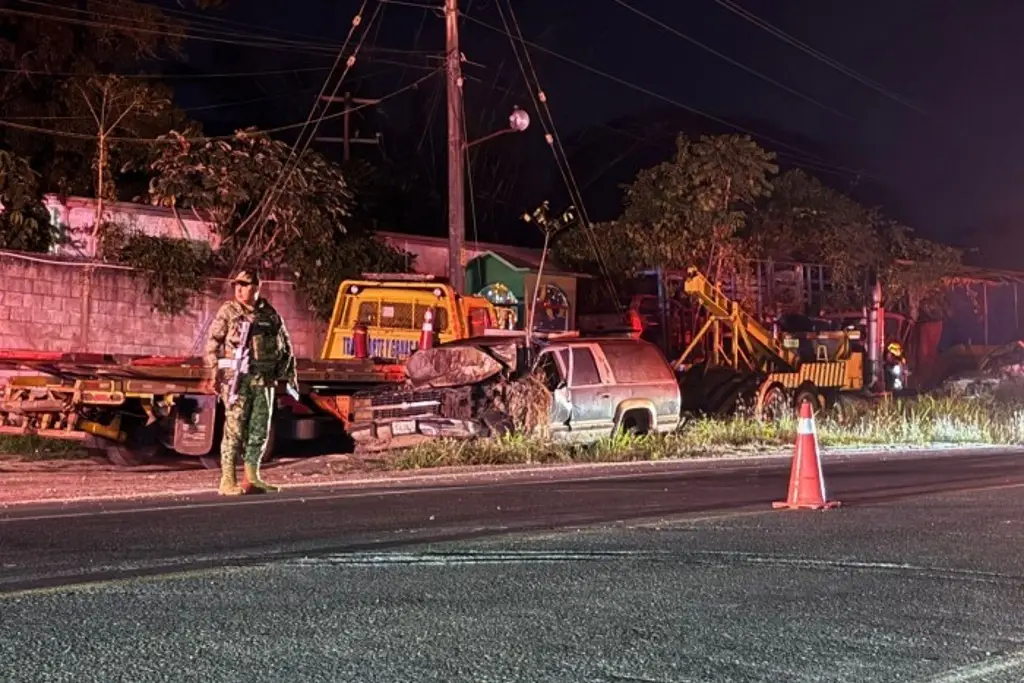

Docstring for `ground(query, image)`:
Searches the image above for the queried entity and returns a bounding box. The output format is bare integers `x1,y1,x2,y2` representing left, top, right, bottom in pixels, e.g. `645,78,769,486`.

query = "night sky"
162,0,1024,266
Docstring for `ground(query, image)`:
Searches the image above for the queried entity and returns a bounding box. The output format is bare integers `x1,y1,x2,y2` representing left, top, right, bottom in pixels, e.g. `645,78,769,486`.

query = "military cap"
231,268,261,286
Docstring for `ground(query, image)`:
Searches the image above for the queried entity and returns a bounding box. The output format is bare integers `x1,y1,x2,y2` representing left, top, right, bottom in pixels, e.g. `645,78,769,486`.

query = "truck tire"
757,382,789,422
104,423,163,467
831,393,870,425
793,386,824,416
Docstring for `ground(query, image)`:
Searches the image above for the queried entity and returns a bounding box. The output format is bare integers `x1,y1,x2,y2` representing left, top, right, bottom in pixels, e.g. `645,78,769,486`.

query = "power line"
459,11,875,182
0,68,441,143
611,0,855,122
0,65,334,80
712,0,931,118
492,0,622,311
86,0,342,47
20,0,335,51
239,0,388,264
378,0,439,9
0,4,435,60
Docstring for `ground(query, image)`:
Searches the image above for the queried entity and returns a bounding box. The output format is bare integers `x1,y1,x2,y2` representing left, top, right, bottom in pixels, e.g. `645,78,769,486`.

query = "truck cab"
320,273,499,362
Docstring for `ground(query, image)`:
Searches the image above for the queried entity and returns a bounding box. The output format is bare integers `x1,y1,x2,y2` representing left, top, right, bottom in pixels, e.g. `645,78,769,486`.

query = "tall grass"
394,395,1024,470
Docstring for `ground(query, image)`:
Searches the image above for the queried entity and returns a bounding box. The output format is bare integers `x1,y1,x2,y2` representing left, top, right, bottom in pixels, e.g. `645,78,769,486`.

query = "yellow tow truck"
322,273,499,361
674,266,876,420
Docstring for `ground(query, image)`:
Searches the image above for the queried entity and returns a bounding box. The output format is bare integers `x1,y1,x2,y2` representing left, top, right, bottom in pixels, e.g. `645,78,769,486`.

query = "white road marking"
918,649,1024,682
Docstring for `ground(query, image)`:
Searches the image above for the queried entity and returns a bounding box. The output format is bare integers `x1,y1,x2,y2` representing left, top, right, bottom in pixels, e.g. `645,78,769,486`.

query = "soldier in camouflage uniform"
200,268,298,496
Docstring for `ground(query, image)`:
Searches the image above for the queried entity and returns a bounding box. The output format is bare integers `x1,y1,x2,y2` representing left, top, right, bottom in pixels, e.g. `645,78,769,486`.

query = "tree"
554,133,777,281
0,1,192,196
746,169,885,306
880,222,963,321
747,169,962,314
0,150,59,252
147,128,411,319
66,75,176,235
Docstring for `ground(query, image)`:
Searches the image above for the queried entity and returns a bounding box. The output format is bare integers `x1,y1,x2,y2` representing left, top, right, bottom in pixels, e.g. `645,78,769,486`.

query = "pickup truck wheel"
619,410,652,436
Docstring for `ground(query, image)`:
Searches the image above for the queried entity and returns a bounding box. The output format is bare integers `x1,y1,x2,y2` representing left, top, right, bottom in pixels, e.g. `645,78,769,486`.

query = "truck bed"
0,349,407,392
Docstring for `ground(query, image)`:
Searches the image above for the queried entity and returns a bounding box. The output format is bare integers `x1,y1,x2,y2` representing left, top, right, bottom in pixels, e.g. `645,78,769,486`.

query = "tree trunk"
93,132,106,256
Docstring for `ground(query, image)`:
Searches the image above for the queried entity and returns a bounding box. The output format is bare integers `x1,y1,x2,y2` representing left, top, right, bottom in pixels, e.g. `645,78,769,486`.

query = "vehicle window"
570,347,602,386
600,342,674,384
339,297,352,326
356,301,378,326
414,303,449,333
378,302,414,329
536,352,564,391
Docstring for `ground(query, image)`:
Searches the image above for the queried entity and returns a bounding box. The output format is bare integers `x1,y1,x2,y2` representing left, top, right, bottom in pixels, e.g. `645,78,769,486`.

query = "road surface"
2,448,1024,682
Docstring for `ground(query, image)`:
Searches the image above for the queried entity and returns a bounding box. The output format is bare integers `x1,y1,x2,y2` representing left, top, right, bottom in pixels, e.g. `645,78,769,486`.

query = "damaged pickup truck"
346,334,683,452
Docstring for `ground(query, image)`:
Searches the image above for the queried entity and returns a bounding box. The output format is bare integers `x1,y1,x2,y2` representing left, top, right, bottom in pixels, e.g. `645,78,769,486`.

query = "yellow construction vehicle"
674,266,876,420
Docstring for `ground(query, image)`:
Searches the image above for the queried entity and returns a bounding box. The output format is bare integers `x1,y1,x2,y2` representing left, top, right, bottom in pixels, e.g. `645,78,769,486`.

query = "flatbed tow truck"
0,274,498,467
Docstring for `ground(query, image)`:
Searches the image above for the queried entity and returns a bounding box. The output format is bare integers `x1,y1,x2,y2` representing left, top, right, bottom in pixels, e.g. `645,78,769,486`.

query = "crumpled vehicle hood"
405,342,517,389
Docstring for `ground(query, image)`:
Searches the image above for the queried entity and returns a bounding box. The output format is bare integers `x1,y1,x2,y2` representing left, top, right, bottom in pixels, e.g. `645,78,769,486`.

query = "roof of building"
469,249,591,279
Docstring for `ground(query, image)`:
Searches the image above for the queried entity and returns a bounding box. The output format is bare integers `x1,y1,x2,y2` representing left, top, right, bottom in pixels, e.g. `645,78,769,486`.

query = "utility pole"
445,0,467,294
316,92,382,161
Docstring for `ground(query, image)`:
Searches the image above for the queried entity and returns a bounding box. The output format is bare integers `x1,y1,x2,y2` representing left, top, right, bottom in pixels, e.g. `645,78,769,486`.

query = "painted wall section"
0,251,322,358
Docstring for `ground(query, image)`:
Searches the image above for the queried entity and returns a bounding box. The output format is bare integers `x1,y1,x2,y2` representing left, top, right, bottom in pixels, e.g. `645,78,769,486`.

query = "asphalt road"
3,448,1024,682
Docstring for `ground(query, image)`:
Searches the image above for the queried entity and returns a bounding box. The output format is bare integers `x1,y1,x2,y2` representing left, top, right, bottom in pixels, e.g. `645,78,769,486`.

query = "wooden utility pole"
445,0,467,294
317,92,382,161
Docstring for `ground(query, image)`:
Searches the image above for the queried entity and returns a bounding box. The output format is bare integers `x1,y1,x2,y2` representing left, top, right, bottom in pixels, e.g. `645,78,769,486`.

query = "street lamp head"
509,107,530,132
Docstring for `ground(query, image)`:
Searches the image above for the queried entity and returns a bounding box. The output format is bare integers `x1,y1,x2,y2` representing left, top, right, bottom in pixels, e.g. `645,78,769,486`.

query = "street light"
465,106,531,149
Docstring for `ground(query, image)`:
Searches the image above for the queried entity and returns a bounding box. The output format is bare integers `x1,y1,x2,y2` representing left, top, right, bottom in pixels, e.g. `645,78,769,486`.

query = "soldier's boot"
242,461,280,494
218,453,243,496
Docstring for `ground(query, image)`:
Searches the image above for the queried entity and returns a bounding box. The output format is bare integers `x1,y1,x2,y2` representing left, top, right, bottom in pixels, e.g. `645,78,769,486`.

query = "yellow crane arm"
681,266,800,372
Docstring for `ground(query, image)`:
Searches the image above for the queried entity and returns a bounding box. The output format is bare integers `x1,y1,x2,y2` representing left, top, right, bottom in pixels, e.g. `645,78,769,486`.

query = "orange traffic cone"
773,400,841,510
419,309,435,350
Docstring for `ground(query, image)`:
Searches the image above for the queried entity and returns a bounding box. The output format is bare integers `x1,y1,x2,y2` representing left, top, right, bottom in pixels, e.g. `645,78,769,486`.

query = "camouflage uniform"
203,282,297,495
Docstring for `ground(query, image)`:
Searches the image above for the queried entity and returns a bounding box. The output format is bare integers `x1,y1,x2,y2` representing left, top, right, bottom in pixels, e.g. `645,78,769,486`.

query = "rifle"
226,318,253,406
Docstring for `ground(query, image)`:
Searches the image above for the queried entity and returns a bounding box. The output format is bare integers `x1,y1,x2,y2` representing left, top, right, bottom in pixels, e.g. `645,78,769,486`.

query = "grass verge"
393,395,1024,470
0,435,90,461
3,395,1023,467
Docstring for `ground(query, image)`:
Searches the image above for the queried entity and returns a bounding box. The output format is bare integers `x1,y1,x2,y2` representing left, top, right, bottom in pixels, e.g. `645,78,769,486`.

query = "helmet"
887,341,903,356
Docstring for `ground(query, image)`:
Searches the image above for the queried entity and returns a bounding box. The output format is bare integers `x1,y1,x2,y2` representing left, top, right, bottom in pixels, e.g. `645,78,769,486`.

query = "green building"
465,250,585,332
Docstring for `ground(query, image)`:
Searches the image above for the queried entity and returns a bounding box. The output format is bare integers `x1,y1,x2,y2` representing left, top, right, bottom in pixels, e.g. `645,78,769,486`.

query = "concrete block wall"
0,251,323,358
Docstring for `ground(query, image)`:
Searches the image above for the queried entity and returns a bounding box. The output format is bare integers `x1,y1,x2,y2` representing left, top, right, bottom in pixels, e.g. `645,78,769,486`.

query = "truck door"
563,344,615,437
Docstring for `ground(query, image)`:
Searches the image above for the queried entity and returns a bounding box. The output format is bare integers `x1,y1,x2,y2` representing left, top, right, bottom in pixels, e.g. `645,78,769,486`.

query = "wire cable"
611,0,855,122
0,69,439,143
233,1,382,266
713,0,931,117
460,11,875,182
0,4,428,59
493,0,623,310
